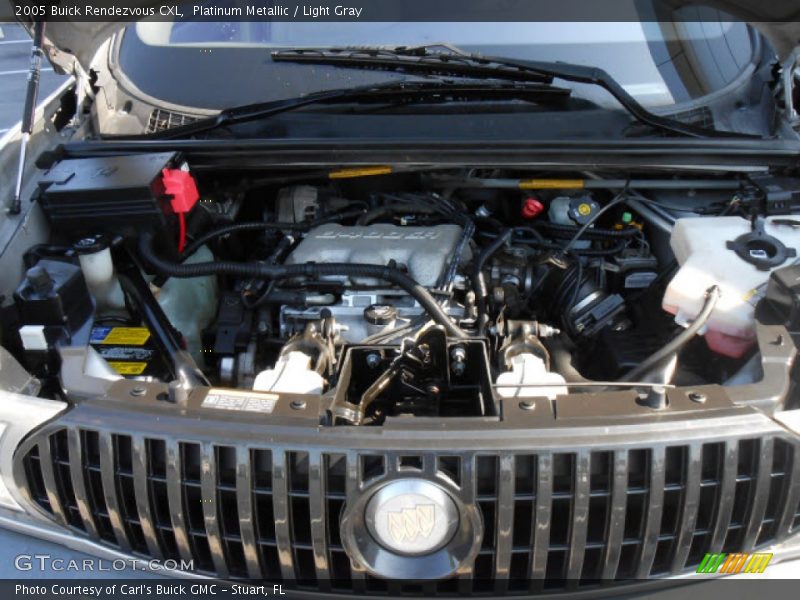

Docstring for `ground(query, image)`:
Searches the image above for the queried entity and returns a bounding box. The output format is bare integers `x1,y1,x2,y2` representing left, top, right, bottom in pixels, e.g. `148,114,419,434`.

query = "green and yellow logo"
696,552,773,574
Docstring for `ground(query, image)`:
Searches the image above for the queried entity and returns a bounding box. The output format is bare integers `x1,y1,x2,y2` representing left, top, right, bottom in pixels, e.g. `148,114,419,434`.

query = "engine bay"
6,151,800,425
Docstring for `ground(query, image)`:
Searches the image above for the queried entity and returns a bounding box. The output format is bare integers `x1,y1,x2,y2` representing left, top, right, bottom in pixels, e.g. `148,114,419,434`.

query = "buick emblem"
365,479,458,556
340,474,483,579
387,504,435,543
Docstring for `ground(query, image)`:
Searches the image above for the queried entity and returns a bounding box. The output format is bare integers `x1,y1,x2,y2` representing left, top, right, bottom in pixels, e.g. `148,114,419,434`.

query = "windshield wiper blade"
273,46,556,84
106,79,571,140
272,46,759,139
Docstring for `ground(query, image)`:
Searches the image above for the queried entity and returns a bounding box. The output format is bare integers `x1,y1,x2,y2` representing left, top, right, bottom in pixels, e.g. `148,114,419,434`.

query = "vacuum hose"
620,285,721,383
139,232,468,339
473,228,512,336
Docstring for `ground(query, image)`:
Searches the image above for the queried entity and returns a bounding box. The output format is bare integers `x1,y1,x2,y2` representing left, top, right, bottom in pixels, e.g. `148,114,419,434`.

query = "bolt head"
290,399,307,410
688,391,707,404
450,346,467,361
519,400,536,411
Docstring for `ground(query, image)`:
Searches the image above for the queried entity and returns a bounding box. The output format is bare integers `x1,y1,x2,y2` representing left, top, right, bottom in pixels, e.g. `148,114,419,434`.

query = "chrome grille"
17,428,800,591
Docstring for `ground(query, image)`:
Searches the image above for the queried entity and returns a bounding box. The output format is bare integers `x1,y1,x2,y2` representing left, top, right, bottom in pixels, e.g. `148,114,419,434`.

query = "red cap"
521,197,544,219
161,168,199,214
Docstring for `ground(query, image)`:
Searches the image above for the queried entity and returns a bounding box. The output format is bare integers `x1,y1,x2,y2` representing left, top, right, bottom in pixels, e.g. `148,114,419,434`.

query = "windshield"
118,18,761,112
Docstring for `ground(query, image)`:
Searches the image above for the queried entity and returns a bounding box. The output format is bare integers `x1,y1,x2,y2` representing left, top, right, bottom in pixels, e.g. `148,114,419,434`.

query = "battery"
89,325,168,378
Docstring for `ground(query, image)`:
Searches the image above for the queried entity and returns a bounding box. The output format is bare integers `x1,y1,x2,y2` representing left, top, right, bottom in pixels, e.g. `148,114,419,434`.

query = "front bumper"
8,389,800,593
2,317,800,593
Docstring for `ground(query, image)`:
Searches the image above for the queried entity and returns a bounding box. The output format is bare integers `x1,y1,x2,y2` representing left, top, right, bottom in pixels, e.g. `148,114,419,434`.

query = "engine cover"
285,223,467,287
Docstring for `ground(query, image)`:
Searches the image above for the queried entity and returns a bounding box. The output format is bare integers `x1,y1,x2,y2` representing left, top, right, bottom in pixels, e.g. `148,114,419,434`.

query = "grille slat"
530,453,552,579
17,427,800,590
457,454,476,593
671,443,703,571
236,446,262,578
308,451,331,590
493,454,515,587
165,439,194,564
600,450,628,579
777,443,800,535
345,451,367,589
131,435,162,559
201,443,229,578
98,432,131,551
38,440,68,527
742,438,774,549
636,448,665,578
67,429,98,537
51,429,83,531
272,450,295,581
709,440,739,552
566,450,590,580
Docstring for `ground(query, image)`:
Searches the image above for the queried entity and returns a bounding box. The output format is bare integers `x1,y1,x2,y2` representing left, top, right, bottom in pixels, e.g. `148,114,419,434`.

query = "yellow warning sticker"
108,362,148,375
99,327,151,346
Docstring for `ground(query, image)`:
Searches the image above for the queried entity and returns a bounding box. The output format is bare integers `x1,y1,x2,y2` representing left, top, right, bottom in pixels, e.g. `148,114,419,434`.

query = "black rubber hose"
473,228,512,336
563,192,629,255
139,232,468,339
180,210,366,260
530,221,640,239
478,231,627,256
356,206,392,226
181,221,307,260
513,236,627,256
620,285,721,383
546,337,595,393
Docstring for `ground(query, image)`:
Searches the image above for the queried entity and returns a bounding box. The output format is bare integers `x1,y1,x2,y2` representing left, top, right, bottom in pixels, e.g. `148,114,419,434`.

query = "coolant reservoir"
157,245,218,363
663,216,800,358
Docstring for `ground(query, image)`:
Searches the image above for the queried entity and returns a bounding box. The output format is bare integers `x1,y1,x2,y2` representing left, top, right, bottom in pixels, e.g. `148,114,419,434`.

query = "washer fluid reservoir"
663,216,800,358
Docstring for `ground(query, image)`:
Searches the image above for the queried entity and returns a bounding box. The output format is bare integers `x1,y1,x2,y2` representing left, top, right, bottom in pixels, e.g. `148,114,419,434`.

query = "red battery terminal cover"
162,168,199,214
161,168,199,252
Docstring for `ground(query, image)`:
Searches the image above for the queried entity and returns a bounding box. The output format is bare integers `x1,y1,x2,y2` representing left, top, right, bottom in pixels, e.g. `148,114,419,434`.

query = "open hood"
21,1,800,74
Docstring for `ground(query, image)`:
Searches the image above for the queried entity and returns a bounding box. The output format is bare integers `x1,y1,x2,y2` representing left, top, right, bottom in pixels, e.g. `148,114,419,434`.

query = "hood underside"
20,1,800,74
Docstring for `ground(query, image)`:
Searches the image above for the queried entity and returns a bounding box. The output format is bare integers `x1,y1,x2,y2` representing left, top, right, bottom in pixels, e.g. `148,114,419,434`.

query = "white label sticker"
202,389,279,414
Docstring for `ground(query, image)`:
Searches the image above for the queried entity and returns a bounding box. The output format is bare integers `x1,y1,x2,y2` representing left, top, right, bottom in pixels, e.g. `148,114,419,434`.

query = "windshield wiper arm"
106,79,571,140
273,46,556,84
272,46,759,139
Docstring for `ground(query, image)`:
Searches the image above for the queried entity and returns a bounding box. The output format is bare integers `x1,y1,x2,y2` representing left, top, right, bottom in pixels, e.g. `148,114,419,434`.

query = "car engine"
280,222,468,344
6,152,799,426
